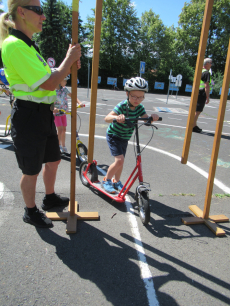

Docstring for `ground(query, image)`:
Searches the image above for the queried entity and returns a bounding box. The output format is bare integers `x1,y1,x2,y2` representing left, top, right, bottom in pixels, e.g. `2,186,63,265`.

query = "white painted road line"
126,198,159,306
95,159,159,305
0,182,14,227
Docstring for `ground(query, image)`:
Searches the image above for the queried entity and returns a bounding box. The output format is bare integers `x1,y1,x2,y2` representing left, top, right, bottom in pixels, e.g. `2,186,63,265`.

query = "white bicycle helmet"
51,68,70,80
124,77,148,92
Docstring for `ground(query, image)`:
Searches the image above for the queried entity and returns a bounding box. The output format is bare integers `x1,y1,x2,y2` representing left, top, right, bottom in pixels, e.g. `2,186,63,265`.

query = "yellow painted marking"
72,0,79,12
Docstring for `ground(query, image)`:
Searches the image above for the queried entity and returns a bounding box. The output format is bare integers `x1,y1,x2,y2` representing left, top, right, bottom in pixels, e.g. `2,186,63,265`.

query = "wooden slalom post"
181,0,214,164
87,0,103,163
182,39,230,236
46,0,100,233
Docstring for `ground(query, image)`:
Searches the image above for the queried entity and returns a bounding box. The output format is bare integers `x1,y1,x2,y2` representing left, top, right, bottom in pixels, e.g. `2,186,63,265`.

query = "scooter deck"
91,181,125,203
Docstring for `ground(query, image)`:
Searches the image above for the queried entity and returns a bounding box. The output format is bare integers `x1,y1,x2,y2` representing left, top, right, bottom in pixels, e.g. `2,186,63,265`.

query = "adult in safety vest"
193,58,212,133
0,0,81,228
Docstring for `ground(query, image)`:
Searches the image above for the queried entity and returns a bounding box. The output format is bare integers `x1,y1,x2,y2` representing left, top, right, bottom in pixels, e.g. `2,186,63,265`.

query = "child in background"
0,68,11,96
103,77,159,193
52,70,84,154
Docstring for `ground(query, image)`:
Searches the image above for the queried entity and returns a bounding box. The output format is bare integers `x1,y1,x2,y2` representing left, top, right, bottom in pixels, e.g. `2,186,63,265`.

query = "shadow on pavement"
196,131,230,140
121,232,230,306
126,192,229,239
36,224,177,306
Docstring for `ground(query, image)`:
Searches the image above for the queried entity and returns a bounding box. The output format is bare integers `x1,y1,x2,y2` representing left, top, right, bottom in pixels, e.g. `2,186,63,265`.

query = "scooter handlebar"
113,117,162,123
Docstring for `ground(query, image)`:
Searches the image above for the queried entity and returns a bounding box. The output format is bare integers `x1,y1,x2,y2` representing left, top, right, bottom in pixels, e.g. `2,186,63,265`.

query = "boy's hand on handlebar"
151,114,159,121
116,114,125,123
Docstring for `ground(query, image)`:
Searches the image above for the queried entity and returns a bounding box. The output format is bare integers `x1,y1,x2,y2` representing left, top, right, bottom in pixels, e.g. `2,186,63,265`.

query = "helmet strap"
127,93,133,107
125,95,135,127
126,94,134,118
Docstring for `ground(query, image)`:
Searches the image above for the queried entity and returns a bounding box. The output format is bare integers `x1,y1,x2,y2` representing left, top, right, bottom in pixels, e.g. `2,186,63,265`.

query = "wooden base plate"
46,201,99,234
182,205,228,237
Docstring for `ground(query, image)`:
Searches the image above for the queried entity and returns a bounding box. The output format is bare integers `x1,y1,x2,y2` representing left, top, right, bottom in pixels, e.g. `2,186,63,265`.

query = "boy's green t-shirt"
107,99,146,140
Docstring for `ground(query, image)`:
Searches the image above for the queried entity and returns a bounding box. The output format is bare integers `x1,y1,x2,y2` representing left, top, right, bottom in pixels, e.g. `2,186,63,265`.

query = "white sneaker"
62,146,69,154
59,145,64,154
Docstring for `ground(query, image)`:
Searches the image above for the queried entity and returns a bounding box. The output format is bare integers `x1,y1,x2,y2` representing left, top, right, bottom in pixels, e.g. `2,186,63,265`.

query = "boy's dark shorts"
196,90,207,112
11,100,61,175
106,133,128,157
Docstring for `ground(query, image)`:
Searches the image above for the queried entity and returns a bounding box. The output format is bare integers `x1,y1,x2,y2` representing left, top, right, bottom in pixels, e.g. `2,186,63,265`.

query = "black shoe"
193,126,202,133
41,193,69,211
23,208,53,228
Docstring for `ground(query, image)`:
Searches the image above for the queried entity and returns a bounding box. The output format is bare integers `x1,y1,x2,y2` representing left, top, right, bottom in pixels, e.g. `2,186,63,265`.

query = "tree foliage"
85,0,139,86
35,0,67,66
14,0,229,94
177,0,230,73
0,0,4,14
35,0,86,67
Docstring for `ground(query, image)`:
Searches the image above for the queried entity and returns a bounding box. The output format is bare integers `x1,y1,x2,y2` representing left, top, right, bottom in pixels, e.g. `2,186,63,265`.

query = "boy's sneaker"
62,146,69,154
112,179,126,192
23,208,53,228
41,193,69,211
101,178,116,194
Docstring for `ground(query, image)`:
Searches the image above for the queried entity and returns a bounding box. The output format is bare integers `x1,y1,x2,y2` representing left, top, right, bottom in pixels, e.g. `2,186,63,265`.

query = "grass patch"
212,193,230,199
172,193,195,197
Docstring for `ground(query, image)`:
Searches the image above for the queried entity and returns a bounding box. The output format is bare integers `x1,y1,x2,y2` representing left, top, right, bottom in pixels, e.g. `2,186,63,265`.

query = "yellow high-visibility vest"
2,30,56,104
199,68,212,90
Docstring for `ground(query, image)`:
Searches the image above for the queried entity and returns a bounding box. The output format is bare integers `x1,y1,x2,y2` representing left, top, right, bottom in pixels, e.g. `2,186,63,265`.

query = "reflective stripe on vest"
10,73,50,92
15,94,56,103
10,74,56,104
199,69,212,90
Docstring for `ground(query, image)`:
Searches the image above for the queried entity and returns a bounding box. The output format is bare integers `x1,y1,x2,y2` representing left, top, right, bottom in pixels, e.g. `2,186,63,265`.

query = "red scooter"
79,116,162,225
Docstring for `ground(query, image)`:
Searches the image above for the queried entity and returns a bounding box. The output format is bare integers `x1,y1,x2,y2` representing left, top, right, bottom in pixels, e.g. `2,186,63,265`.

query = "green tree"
34,0,88,84
85,0,139,87
212,71,224,96
0,0,4,14
176,0,230,73
34,0,66,66
136,10,186,92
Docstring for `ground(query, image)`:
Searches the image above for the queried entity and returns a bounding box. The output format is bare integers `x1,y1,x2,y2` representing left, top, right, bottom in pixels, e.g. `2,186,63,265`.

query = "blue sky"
1,0,187,27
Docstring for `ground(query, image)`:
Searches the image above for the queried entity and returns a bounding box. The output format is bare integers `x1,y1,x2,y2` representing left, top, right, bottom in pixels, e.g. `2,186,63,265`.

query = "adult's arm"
205,82,210,104
40,44,81,91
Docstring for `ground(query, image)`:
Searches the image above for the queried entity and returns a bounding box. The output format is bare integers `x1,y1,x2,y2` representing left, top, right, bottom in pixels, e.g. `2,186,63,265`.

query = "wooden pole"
181,0,214,164
181,40,230,236
70,0,79,216
87,0,103,163
203,39,230,219
45,0,100,233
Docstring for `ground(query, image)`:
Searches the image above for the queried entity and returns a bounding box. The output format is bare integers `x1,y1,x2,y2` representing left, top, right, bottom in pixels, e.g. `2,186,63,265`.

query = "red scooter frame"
79,116,162,224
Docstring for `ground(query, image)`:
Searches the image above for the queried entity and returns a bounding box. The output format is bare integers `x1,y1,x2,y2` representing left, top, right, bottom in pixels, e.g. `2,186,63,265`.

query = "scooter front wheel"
76,143,88,163
136,191,150,225
79,161,91,187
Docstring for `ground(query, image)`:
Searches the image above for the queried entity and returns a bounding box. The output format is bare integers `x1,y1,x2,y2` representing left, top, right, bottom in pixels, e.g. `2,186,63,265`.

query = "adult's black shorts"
196,90,207,112
11,100,61,175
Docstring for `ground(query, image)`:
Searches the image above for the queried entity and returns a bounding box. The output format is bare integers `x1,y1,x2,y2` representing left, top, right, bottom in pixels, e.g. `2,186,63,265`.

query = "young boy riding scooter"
103,77,159,193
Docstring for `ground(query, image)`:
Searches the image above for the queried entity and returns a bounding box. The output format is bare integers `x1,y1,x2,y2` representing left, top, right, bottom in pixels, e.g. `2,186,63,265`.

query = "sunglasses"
22,6,44,15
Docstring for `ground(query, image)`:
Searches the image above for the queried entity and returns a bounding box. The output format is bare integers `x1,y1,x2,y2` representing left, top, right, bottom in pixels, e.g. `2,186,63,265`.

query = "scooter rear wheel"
76,143,88,163
136,191,150,225
79,161,91,187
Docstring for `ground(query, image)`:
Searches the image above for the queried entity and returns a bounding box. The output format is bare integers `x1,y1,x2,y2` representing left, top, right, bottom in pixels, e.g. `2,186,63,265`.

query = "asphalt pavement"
0,88,230,306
